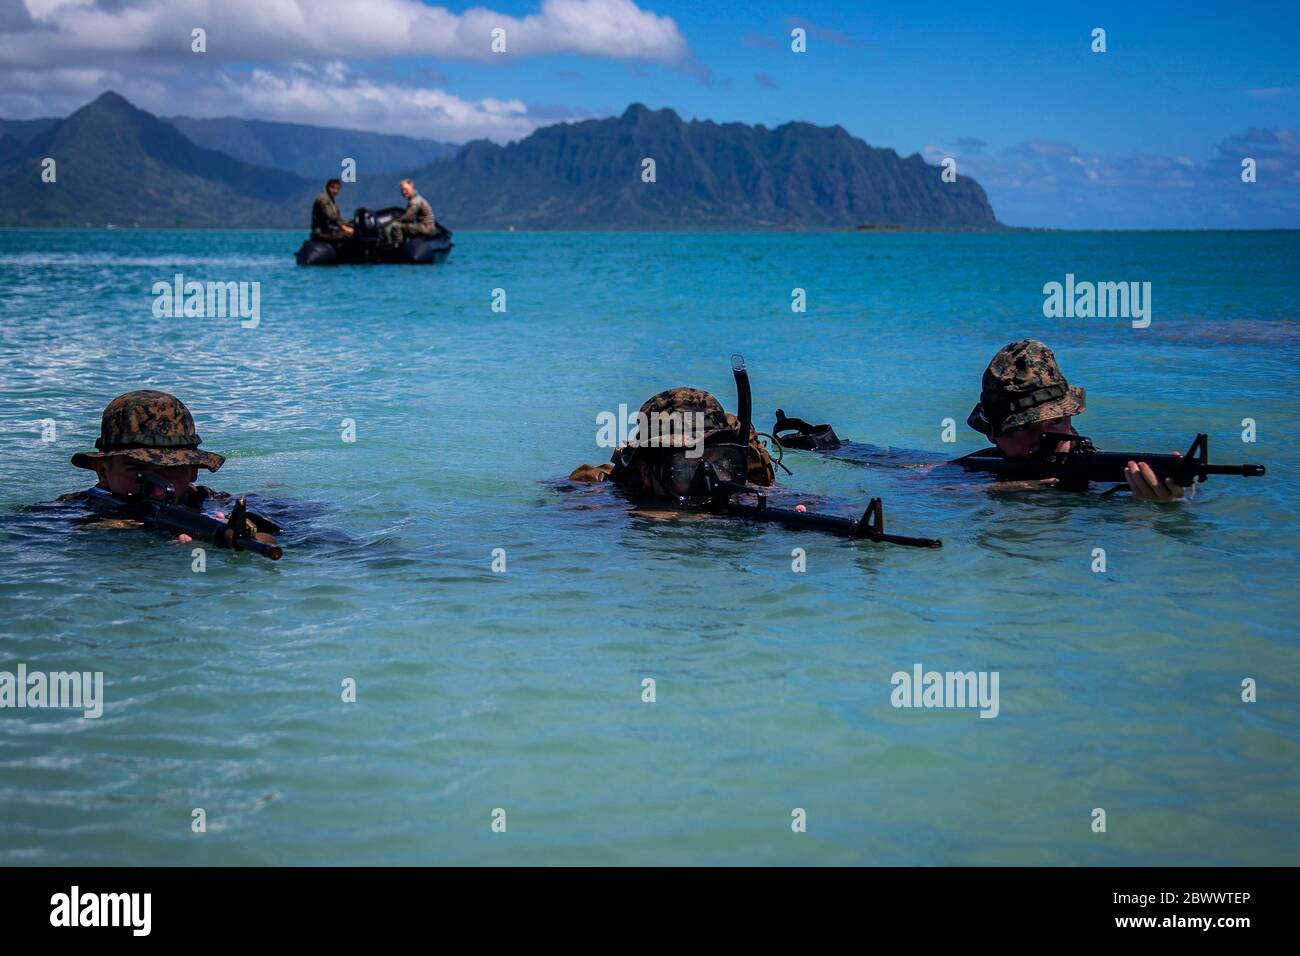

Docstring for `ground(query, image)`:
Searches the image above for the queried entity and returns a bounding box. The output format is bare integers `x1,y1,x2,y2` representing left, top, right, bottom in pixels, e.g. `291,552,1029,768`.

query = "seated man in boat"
382,179,436,245
310,178,353,242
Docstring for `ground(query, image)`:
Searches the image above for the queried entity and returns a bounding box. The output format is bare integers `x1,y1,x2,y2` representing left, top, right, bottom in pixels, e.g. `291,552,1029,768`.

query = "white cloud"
213,65,539,141
0,0,680,138
0,59,561,143
3,0,687,65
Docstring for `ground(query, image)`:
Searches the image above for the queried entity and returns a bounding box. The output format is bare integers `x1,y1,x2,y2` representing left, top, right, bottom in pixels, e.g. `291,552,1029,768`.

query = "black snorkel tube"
732,353,752,445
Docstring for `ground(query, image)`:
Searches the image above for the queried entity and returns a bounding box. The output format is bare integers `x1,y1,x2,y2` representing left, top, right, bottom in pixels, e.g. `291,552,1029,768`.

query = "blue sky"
2,0,1297,227
438,1,1297,153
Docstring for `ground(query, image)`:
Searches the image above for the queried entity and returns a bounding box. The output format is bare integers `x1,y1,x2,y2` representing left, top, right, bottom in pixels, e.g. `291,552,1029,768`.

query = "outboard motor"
351,208,379,240
357,207,405,233
374,207,405,226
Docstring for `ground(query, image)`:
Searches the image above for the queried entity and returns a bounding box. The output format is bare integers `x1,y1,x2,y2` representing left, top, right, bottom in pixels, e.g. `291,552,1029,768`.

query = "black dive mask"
649,443,749,500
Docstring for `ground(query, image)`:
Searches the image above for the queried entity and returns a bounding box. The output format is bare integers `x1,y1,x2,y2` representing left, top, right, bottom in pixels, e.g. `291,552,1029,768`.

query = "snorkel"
732,353,752,446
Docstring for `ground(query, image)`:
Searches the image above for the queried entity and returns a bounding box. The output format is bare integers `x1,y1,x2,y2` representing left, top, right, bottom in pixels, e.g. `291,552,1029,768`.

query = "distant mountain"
352,103,1000,229
0,93,1000,230
0,92,313,227
0,117,58,142
168,115,457,180
0,131,25,166
0,117,57,167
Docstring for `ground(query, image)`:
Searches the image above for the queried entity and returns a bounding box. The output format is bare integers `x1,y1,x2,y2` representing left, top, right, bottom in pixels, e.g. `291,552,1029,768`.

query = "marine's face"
994,416,1072,458
400,182,415,199
95,457,199,500
327,183,340,199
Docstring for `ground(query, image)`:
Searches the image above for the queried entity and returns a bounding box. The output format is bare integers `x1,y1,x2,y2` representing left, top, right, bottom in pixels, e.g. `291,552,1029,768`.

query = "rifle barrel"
1208,463,1266,477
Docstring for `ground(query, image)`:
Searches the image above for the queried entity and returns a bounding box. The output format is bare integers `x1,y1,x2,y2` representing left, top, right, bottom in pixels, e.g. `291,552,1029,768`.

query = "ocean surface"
0,228,1297,865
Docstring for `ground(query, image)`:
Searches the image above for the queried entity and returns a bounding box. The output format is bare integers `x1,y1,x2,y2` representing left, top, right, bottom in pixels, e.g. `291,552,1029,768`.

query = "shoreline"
1,226,1297,235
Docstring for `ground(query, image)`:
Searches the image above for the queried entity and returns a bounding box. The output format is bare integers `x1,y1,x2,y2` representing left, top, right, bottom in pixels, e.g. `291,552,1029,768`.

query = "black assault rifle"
951,432,1266,489
85,472,283,560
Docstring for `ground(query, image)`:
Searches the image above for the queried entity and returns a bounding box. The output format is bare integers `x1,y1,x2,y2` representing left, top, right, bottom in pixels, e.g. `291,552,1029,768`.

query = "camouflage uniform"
967,340,1086,438
602,387,776,497
311,191,349,242
383,193,436,244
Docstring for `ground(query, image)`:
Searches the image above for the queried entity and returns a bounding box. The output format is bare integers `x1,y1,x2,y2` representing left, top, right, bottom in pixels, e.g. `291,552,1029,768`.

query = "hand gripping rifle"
85,472,283,560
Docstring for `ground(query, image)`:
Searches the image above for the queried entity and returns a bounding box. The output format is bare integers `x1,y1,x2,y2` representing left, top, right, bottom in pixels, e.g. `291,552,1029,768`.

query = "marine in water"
565,358,940,547
568,386,775,498
58,390,280,550
774,339,1263,502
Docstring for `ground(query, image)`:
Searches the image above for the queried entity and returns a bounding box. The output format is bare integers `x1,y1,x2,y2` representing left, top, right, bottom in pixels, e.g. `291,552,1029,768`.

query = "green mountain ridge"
0,92,1000,230
0,92,312,227
352,103,999,229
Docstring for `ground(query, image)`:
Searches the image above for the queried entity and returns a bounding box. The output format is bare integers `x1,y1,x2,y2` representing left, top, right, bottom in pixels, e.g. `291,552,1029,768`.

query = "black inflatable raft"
295,206,453,266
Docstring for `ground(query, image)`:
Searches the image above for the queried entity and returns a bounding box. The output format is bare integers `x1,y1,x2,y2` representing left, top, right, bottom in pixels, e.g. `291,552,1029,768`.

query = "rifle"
686,458,942,547
656,356,942,548
85,472,283,560
951,432,1266,489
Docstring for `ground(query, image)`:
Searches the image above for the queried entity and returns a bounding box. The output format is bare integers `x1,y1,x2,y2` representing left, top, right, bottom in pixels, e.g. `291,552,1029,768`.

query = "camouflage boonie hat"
70,390,225,472
624,387,733,449
967,340,1086,438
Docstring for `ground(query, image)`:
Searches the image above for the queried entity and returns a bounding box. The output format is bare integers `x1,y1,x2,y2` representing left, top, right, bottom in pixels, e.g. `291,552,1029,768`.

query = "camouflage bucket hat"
70,390,225,472
967,339,1086,438
624,387,733,449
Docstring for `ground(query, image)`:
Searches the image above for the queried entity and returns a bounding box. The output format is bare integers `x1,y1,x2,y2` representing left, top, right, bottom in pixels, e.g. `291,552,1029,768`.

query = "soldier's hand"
1126,454,1185,502
568,463,613,482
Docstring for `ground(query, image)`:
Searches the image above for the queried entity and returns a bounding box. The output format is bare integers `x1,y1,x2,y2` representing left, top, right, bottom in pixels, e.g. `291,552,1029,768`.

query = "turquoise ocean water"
0,228,1297,865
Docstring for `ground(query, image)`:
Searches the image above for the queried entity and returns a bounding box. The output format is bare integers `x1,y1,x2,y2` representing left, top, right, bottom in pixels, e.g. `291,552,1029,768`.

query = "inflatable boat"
295,207,453,266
